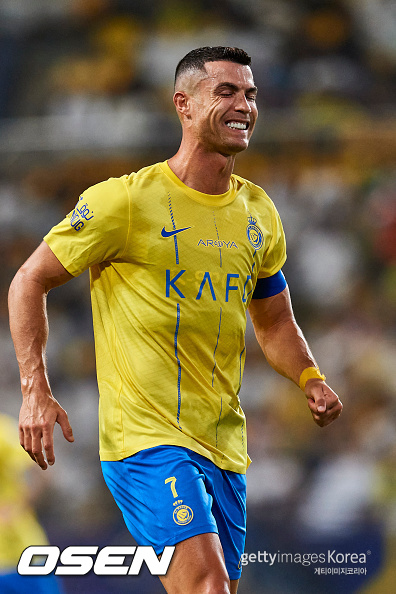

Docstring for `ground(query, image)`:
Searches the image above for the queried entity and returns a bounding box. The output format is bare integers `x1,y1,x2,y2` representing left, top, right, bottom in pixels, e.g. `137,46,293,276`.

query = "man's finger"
20,426,38,463
22,445,38,465
30,437,48,470
19,426,26,449
31,425,48,470
325,395,343,411
42,425,55,466
308,397,343,427
307,397,326,415
21,426,32,455
316,408,342,427
57,411,74,443
34,452,48,470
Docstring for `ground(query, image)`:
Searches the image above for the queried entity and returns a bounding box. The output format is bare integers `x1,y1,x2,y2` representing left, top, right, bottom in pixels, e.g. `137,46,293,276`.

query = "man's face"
186,60,258,156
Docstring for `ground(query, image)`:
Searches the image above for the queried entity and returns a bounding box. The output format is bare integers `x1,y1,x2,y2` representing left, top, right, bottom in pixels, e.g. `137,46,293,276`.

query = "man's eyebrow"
214,82,258,94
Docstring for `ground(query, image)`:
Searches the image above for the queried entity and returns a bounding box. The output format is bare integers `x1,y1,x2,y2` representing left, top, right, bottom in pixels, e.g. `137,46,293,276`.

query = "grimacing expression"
178,61,258,155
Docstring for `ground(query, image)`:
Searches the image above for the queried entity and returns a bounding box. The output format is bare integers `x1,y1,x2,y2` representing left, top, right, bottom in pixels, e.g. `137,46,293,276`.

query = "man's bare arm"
248,287,342,427
8,241,75,469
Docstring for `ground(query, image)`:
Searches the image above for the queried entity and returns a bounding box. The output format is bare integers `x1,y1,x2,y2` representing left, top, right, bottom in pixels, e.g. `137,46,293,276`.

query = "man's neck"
168,145,236,195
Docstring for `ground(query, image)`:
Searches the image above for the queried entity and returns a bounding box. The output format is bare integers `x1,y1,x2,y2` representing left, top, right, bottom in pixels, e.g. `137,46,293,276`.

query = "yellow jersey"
0,414,49,568
44,161,286,473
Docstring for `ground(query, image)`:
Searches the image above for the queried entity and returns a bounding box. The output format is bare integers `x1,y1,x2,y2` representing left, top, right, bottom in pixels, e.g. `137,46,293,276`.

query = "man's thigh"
160,532,234,594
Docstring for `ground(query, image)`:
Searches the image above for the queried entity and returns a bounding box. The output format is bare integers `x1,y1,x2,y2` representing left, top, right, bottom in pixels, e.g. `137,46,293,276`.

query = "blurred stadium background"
0,1,395,593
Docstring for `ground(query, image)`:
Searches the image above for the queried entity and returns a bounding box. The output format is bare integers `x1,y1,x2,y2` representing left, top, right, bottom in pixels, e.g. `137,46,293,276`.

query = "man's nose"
234,93,252,113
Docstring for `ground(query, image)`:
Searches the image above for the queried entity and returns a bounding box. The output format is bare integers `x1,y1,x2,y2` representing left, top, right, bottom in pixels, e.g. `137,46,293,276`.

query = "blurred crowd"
0,1,395,593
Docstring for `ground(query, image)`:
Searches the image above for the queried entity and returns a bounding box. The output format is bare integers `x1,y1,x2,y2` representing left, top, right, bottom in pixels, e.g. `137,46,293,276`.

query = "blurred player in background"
9,47,342,593
0,413,63,594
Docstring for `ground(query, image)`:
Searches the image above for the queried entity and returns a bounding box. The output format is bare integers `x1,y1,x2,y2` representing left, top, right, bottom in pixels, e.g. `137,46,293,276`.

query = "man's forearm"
248,288,322,388
248,288,342,426
253,317,319,387
8,269,50,395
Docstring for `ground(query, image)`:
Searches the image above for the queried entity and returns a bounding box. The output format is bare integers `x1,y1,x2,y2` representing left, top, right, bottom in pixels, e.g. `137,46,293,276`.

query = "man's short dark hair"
175,46,251,86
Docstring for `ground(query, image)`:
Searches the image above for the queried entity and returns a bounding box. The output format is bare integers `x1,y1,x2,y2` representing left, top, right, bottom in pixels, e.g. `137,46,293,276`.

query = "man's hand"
305,380,343,427
19,394,74,470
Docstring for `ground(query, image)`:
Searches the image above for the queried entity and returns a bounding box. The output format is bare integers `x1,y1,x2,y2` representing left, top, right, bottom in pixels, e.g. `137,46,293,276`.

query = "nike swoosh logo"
161,226,191,238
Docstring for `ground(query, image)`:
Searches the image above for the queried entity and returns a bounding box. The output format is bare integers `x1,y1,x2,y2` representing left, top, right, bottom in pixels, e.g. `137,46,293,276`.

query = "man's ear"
173,91,192,121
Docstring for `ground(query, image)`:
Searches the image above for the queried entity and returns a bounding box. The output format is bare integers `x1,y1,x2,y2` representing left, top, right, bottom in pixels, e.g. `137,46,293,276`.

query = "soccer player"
0,413,63,594
8,47,343,593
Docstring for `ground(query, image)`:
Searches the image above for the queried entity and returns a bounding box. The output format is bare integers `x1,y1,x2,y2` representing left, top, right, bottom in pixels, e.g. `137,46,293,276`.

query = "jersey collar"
160,161,238,207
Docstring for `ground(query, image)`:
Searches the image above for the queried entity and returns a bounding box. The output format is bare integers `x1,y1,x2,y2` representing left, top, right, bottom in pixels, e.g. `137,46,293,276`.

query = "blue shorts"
101,445,246,580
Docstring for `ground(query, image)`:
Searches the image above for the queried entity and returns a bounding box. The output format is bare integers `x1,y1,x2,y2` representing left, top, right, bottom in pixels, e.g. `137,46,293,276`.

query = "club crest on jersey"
246,216,263,249
173,505,194,526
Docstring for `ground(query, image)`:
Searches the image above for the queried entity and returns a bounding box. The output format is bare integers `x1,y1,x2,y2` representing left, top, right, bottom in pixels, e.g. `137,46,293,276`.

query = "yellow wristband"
299,367,326,391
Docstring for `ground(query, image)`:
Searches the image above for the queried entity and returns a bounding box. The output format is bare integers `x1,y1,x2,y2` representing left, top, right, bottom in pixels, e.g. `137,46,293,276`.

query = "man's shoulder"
232,173,275,207
82,162,163,203
124,161,164,187
87,162,162,190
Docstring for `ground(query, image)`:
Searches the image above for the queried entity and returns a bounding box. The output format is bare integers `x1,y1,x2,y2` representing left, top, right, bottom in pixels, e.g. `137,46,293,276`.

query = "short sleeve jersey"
44,161,286,473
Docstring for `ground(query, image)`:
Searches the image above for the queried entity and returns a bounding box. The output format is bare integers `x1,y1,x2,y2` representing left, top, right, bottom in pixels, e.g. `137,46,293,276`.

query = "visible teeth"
227,122,247,129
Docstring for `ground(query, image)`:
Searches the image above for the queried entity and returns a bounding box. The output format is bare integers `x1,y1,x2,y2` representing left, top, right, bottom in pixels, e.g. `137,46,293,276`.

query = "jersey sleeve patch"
252,270,287,299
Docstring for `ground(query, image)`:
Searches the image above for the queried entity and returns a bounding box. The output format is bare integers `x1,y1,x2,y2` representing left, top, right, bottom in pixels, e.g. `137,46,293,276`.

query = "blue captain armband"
252,270,287,299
